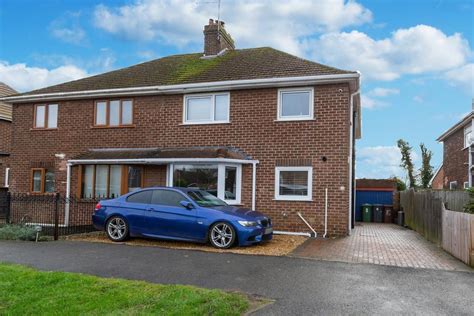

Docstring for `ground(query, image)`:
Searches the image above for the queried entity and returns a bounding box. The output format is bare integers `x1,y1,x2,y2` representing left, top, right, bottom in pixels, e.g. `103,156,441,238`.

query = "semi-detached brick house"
2,20,362,237
0,82,16,188
435,101,474,190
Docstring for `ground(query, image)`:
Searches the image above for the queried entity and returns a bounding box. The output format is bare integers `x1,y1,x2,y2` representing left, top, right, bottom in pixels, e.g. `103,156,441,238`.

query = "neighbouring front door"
142,189,200,240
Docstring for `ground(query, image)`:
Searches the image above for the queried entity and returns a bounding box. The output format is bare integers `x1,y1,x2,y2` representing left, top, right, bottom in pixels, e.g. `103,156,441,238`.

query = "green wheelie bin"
362,204,372,222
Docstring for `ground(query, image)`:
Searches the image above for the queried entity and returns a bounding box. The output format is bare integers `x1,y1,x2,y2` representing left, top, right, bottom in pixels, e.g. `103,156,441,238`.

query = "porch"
66,147,258,223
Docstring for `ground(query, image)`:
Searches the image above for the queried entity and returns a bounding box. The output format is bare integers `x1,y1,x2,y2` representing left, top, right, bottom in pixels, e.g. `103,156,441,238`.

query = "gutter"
437,111,474,142
67,157,259,165
1,73,360,103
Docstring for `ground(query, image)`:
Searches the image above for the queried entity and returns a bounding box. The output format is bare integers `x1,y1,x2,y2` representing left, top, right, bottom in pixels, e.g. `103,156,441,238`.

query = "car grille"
259,218,271,227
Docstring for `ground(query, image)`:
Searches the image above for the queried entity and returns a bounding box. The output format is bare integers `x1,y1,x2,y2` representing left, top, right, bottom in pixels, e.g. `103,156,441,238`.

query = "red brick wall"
9,84,352,236
143,165,167,187
443,127,468,189
0,119,11,187
431,166,445,190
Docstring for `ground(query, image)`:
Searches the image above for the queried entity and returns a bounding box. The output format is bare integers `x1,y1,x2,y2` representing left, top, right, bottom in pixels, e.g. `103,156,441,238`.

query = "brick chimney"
203,19,235,56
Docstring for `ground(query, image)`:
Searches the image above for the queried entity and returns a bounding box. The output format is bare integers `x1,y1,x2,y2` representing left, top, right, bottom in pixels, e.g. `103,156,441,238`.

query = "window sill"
274,118,315,122
273,198,313,202
91,125,136,129
30,128,58,131
180,121,231,126
226,202,242,206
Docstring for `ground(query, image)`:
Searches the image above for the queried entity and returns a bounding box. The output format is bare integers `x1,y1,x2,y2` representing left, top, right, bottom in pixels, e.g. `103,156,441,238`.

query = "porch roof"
70,146,253,162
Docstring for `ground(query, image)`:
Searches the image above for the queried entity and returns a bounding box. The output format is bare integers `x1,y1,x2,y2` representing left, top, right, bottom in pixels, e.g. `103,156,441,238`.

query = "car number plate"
264,228,273,234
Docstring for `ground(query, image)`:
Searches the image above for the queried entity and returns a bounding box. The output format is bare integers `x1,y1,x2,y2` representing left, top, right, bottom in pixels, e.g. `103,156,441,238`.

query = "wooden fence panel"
400,189,473,266
471,216,474,266
400,190,443,245
442,207,473,266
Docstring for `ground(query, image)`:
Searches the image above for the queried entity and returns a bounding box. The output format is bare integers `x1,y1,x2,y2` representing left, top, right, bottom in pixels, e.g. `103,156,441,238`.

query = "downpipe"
323,188,328,238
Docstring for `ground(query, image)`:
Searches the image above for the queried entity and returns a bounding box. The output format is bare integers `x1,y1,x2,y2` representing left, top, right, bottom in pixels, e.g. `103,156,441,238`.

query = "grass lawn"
0,263,250,315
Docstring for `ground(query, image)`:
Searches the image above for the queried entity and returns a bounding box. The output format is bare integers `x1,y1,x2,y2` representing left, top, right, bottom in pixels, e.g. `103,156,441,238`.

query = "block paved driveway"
291,223,470,271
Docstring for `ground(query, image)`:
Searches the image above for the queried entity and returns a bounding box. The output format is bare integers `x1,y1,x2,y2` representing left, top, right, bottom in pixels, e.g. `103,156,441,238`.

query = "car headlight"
238,220,258,227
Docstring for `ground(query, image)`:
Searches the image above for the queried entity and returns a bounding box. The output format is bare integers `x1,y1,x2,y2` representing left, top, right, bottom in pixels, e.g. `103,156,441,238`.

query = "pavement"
1,240,473,315
292,223,471,271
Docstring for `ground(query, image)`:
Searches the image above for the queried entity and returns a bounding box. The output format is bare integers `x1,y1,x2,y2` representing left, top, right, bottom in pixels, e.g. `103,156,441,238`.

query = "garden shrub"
0,224,38,241
463,188,474,214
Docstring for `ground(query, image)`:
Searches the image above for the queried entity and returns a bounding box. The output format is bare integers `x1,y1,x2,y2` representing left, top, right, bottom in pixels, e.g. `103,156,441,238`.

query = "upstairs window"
34,104,58,129
277,88,314,121
184,93,229,124
94,100,133,127
30,168,55,193
464,125,472,148
449,181,458,190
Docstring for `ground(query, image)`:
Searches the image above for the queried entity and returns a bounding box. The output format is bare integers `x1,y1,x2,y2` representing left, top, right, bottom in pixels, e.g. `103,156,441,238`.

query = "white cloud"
444,63,474,95
361,95,387,109
49,11,86,45
357,146,403,179
0,61,89,92
357,145,419,179
310,25,471,81
368,87,399,97
361,87,399,109
413,95,424,103
51,27,86,45
93,0,372,54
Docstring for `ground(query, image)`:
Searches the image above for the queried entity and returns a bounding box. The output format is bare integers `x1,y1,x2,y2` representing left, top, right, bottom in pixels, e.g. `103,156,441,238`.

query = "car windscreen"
187,190,228,207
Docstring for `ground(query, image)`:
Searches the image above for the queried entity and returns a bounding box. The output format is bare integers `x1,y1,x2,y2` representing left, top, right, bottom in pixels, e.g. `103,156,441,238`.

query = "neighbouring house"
1,19,361,236
430,164,444,189
0,82,16,188
436,100,474,190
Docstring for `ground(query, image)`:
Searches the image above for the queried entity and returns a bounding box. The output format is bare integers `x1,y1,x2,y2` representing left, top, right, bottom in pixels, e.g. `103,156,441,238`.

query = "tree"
419,143,434,188
397,139,416,188
393,177,407,191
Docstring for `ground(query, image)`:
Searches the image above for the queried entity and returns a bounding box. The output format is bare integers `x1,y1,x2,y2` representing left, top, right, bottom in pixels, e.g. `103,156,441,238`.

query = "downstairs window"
80,165,143,199
275,166,313,201
30,168,55,193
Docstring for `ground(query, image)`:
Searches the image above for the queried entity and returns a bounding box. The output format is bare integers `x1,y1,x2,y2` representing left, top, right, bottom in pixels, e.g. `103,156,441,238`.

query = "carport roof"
71,146,252,161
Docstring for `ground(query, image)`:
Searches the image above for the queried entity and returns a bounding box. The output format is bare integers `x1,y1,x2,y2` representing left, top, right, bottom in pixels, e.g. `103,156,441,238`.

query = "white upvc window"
449,181,458,190
275,166,313,201
464,125,472,148
34,104,58,129
169,163,241,205
277,87,314,121
464,181,470,189
183,93,230,124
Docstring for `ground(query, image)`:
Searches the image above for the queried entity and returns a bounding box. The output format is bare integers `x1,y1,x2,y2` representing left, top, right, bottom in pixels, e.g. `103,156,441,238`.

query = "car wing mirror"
180,200,195,210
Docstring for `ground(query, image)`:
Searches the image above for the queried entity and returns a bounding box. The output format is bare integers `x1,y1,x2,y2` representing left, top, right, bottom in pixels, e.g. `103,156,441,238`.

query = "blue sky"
1,0,473,181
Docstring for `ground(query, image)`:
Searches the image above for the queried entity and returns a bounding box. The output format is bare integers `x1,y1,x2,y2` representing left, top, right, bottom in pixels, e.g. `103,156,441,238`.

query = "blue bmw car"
92,187,273,249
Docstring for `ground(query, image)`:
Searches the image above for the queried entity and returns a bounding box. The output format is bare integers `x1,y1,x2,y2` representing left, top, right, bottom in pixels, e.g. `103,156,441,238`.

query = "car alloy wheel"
209,222,236,249
106,216,128,242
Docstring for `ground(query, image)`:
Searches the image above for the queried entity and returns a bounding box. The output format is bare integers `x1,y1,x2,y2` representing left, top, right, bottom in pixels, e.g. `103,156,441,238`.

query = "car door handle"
147,208,156,212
